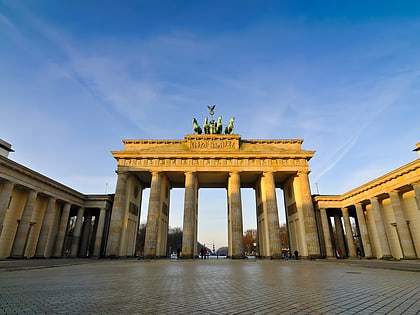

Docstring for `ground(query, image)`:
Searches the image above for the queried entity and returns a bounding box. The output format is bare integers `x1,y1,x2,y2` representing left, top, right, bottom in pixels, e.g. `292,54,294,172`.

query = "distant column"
370,197,391,258
389,191,416,259
297,171,320,257
106,172,128,256
334,213,346,255
182,172,197,259
144,172,162,258
228,172,244,258
341,207,356,258
12,189,38,257
43,198,60,258
0,181,14,236
262,172,282,258
24,199,47,259
79,211,93,257
413,183,420,210
35,197,57,257
93,208,107,257
54,203,71,257
354,203,372,258
319,208,334,258
0,183,20,259
70,207,85,257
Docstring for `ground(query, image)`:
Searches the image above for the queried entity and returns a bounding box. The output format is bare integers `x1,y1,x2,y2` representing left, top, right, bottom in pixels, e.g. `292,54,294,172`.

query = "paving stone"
0,259,419,314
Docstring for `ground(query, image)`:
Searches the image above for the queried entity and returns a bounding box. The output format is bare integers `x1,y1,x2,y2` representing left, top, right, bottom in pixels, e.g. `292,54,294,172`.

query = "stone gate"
106,123,321,258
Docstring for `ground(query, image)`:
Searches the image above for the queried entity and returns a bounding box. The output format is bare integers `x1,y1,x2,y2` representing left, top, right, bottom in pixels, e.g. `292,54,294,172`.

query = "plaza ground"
0,258,419,314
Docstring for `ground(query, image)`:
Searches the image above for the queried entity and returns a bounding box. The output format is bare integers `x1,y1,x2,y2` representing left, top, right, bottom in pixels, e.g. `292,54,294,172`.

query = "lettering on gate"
186,135,240,151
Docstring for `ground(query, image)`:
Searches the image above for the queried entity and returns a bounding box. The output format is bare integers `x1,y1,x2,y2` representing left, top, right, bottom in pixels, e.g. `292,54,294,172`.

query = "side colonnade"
314,158,420,260
0,156,113,259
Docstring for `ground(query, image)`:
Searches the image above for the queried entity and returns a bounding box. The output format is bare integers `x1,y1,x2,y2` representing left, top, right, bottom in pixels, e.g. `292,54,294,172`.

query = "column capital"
116,170,129,176
369,196,380,203
297,170,310,176
388,190,400,197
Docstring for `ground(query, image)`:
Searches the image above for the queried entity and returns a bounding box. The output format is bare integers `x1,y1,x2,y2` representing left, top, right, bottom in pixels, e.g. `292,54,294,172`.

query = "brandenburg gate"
106,109,321,259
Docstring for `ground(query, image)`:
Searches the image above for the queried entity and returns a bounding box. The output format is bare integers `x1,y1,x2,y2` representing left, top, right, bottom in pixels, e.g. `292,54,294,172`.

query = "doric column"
370,197,391,258
297,171,320,257
228,172,244,258
334,213,346,255
79,211,93,257
389,191,416,259
54,203,71,257
182,172,197,259
70,207,85,257
262,172,282,258
0,182,20,259
144,172,162,258
34,198,57,257
342,207,356,258
11,189,38,257
319,208,334,258
0,181,14,236
23,199,46,259
106,171,128,256
43,198,60,258
413,183,420,210
93,208,107,257
354,203,372,258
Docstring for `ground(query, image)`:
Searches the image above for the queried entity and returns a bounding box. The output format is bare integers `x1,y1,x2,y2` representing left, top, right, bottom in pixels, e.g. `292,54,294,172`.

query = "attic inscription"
189,138,238,150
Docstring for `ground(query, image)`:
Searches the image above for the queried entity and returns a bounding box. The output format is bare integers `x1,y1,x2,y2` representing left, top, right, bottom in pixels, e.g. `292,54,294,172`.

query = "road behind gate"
0,258,419,314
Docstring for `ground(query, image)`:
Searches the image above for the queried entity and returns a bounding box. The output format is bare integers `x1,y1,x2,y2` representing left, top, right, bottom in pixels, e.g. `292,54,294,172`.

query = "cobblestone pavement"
0,258,419,314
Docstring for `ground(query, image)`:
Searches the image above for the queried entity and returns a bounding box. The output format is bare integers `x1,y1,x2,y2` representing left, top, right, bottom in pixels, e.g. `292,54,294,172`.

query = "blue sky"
1,1,420,248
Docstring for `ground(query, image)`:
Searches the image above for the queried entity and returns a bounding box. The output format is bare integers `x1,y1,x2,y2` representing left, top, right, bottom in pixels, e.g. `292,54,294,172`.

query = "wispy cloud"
0,12,16,30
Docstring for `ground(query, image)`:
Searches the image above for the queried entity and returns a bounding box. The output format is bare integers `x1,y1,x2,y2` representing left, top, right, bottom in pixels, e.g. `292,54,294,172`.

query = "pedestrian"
294,250,299,260
356,247,362,260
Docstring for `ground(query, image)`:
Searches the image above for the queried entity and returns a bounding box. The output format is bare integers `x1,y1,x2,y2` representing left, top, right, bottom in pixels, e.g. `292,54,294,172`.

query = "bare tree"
279,223,288,248
167,227,183,255
243,229,257,255
136,222,146,256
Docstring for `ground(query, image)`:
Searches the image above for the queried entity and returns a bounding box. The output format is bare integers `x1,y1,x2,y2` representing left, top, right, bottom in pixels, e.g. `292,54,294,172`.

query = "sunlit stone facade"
108,135,319,259
313,143,420,260
0,155,113,259
1,137,419,260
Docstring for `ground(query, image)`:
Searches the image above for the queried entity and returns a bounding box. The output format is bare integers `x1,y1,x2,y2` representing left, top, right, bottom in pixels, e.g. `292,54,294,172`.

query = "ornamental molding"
118,156,309,169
